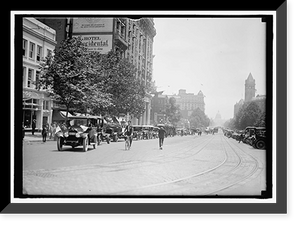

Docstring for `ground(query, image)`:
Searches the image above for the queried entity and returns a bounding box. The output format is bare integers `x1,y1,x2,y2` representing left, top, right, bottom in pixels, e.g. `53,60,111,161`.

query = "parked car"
252,127,266,149
132,125,143,140
244,126,266,149
56,115,99,152
141,125,152,139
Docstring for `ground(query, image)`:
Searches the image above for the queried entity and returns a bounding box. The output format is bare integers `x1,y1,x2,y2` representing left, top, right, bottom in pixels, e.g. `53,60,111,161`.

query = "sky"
152,18,266,120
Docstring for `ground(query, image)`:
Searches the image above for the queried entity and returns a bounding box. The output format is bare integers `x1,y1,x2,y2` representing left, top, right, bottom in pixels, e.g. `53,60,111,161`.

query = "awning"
60,111,74,118
52,110,74,122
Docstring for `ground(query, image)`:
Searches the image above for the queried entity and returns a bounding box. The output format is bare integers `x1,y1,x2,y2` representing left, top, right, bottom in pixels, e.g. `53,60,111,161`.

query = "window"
35,71,40,89
47,49,52,57
23,67,26,87
37,45,42,61
28,68,33,88
23,39,27,57
29,42,35,59
43,100,49,110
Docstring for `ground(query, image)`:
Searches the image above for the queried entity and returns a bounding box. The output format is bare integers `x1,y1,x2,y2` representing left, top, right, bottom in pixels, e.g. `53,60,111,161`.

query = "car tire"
57,137,63,151
255,140,266,149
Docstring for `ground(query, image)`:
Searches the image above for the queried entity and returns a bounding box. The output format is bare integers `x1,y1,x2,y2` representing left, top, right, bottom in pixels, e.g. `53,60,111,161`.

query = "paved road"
23,133,266,196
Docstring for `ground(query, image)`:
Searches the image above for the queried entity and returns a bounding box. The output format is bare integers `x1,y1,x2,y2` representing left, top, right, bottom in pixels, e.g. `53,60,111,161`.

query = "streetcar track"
24,134,264,196
204,137,261,195
111,135,261,195
110,135,230,195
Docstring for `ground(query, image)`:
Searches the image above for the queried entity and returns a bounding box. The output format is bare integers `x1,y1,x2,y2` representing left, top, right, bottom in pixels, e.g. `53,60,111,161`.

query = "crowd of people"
23,122,59,142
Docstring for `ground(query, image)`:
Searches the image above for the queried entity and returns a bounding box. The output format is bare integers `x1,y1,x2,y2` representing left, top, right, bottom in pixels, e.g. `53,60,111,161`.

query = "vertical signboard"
72,18,114,53
72,18,114,33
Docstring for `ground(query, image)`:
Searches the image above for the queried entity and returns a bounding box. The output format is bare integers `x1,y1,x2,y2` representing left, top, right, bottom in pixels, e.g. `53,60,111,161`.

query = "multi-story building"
23,18,57,130
234,73,265,118
150,91,169,125
170,89,205,119
234,99,244,117
40,17,156,125
124,18,156,125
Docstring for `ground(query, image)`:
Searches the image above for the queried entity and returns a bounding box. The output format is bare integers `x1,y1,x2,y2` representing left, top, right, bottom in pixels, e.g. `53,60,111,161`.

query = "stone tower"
245,73,256,102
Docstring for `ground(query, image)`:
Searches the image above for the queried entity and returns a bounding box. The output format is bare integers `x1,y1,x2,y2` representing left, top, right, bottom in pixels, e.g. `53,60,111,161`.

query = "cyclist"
124,120,133,148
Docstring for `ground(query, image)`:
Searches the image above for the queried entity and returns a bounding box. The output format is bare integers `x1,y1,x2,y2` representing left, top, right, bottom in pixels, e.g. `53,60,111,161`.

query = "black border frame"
5,1,287,213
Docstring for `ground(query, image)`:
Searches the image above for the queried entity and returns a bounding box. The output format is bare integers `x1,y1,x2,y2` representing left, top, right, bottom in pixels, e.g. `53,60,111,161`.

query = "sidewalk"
23,132,56,142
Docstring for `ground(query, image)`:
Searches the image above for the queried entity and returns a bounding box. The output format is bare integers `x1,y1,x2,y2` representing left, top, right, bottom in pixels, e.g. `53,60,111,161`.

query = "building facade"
234,73,266,118
150,91,169,125
170,89,205,119
23,18,57,130
35,17,156,125
234,99,244,117
71,18,156,125
124,18,156,125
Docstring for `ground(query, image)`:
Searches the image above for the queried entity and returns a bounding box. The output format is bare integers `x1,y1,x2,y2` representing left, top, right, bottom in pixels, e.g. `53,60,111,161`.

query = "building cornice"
23,25,57,46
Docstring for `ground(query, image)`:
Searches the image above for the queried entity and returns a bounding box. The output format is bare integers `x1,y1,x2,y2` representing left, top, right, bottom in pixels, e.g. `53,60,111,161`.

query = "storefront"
23,89,52,131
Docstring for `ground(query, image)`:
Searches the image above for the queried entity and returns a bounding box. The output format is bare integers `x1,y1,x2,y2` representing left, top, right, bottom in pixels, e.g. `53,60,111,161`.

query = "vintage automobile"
132,125,143,140
251,127,266,149
244,126,266,149
103,116,122,142
56,115,99,152
141,125,154,139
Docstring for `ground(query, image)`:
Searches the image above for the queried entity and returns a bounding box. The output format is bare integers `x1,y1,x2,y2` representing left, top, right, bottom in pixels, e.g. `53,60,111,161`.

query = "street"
23,132,266,196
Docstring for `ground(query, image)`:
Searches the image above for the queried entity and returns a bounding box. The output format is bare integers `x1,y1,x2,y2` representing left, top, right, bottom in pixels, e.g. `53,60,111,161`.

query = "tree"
255,111,266,127
38,37,112,117
235,102,262,130
165,97,181,126
189,107,210,128
92,51,147,117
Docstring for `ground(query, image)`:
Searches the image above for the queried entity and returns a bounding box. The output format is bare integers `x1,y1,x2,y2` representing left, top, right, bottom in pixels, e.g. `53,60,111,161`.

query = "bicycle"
125,135,131,150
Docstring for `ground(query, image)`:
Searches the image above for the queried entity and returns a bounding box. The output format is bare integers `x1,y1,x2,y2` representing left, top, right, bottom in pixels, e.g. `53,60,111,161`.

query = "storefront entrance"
23,109,37,128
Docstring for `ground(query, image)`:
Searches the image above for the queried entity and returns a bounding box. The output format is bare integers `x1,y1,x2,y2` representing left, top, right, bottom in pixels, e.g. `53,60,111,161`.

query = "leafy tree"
38,37,112,117
224,118,235,129
255,111,266,127
235,102,262,130
91,51,147,117
165,97,181,126
189,107,210,128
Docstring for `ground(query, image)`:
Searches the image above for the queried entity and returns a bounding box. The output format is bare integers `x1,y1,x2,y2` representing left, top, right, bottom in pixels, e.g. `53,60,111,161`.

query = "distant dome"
215,111,221,120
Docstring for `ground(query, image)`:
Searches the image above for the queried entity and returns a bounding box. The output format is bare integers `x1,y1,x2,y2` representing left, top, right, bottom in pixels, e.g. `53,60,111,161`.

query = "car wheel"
57,137,63,151
255,140,266,149
83,137,88,152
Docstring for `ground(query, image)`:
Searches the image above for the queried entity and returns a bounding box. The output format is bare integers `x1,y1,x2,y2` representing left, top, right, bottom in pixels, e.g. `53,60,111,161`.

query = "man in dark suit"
158,125,166,150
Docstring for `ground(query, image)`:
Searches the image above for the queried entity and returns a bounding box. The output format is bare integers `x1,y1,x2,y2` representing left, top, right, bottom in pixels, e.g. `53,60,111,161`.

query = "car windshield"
70,118,88,127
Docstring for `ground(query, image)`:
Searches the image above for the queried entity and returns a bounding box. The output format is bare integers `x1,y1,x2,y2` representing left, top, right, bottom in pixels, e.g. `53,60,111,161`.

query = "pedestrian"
124,120,133,147
32,118,36,135
52,123,57,140
158,125,166,150
238,133,244,143
49,123,54,139
42,124,48,142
